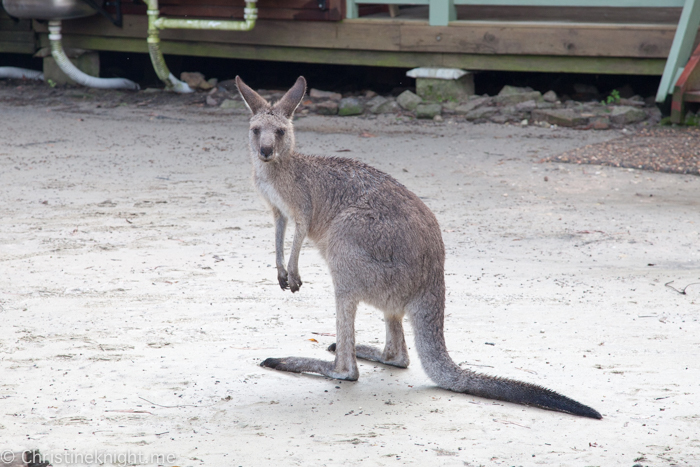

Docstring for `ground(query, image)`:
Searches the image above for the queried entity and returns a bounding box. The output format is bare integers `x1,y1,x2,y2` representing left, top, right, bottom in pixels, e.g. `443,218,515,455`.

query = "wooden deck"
3,5,697,75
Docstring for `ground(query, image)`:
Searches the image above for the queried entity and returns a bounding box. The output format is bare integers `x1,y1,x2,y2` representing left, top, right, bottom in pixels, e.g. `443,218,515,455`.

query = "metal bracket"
80,0,123,28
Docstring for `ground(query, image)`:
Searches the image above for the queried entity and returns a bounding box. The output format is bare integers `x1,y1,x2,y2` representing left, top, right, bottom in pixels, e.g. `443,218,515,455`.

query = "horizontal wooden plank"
48,15,403,52
399,21,683,58
49,33,665,75
40,14,690,59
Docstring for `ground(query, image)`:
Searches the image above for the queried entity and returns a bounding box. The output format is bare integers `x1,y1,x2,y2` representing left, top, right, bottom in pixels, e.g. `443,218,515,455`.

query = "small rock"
364,90,378,98
310,89,342,101
543,90,558,103
464,107,498,121
520,119,529,126
338,97,363,116
454,96,490,114
498,85,534,96
531,108,588,127
396,90,423,111
367,95,388,114
207,77,218,88
315,100,339,115
416,103,442,119
206,95,218,106
143,88,162,93
433,114,444,122
610,106,646,125
181,71,209,90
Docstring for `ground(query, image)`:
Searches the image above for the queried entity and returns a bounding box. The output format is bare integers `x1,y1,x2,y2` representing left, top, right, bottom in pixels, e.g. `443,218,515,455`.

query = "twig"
664,281,700,295
138,396,200,408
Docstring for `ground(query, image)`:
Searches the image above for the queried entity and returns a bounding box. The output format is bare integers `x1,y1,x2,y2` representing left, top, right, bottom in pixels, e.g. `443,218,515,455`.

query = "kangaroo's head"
235,76,306,163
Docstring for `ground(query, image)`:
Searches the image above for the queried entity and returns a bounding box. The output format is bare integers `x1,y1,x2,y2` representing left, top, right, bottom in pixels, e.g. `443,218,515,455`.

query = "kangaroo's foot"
261,356,358,380
327,343,409,369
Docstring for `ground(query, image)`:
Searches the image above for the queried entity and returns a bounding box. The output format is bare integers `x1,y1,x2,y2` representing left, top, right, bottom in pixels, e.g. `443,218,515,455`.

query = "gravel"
544,127,700,176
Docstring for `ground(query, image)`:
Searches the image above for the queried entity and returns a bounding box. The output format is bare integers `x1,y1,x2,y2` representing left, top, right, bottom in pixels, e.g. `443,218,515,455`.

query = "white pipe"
48,20,140,90
0,67,44,80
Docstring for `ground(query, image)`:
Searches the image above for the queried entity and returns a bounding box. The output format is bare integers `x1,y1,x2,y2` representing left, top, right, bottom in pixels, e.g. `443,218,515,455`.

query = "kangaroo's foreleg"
261,293,360,381
286,219,307,293
328,314,410,368
272,207,289,290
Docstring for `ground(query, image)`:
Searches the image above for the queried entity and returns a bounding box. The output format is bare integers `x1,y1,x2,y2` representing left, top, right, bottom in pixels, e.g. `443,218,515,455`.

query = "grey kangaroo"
236,75,601,419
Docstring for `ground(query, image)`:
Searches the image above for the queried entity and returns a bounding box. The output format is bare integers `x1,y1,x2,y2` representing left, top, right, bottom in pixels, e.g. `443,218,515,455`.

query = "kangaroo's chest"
254,171,296,221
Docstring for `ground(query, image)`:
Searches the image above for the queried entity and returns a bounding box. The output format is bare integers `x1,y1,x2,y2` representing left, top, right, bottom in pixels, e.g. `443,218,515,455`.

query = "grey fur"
235,76,602,419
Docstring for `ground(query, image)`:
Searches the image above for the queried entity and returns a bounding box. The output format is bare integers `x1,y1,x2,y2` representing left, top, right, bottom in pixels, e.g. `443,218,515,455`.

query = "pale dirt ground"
0,100,699,467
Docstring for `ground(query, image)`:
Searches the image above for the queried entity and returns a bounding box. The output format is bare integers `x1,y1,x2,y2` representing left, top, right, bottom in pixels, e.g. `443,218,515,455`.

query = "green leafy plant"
602,89,621,105
47,79,56,88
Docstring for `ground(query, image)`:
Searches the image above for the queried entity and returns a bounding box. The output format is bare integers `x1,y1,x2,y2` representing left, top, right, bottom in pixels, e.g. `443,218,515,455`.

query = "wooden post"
656,0,700,104
429,0,456,26
346,0,359,19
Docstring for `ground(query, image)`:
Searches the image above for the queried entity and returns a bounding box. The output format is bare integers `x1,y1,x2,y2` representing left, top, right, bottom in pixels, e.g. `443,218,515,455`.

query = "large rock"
415,75,474,102
494,89,543,106
396,90,423,111
338,97,363,116
610,106,647,125
531,109,588,127
415,103,442,119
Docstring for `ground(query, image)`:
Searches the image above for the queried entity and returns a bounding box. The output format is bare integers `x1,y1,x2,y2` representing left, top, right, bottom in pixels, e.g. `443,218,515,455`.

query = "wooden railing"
345,0,700,103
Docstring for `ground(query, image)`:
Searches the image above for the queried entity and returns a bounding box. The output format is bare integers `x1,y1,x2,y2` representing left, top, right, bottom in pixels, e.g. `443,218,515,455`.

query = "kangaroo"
235,75,602,419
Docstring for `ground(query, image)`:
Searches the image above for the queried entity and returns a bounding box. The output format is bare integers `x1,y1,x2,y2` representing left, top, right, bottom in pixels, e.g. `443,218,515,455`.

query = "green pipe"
145,0,258,92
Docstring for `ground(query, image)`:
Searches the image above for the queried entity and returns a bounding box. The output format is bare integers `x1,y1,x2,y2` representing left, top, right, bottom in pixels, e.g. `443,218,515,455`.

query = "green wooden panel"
657,0,700,101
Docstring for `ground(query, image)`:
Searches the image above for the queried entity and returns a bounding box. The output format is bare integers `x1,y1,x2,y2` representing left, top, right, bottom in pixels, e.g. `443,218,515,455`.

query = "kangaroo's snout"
260,146,274,161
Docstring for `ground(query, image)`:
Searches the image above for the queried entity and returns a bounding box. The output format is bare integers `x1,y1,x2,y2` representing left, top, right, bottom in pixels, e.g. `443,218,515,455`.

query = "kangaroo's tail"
409,305,602,419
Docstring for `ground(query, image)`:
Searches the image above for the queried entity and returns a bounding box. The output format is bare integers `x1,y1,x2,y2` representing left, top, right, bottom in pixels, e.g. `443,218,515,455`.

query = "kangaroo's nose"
260,146,273,159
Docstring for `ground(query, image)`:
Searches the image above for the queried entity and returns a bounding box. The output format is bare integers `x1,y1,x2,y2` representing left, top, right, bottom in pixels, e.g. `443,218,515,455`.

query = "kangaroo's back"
235,75,602,419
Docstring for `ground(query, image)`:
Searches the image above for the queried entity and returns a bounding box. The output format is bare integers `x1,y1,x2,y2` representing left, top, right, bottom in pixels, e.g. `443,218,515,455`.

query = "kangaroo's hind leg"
328,313,410,368
262,292,360,381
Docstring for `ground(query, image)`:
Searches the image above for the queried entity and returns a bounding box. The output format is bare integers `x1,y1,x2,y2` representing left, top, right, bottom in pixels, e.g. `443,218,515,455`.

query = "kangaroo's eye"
276,129,285,137
252,128,260,136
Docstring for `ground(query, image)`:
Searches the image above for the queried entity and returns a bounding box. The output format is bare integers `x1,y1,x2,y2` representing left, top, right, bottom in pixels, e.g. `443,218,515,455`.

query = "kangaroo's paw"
277,270,289,291
327,343,409,369
288,271,302,293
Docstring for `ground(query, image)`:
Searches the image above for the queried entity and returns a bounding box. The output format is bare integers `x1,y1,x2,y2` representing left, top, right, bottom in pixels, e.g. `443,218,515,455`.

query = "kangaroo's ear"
274,76,306,119
236,76,268,115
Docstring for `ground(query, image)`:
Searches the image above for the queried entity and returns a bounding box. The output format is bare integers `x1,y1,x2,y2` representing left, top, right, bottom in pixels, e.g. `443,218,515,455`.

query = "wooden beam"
48,33,665,75
41,14,689,60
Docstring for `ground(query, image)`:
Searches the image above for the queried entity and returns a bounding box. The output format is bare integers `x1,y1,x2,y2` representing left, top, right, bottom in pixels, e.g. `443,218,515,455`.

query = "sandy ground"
1,98,699,467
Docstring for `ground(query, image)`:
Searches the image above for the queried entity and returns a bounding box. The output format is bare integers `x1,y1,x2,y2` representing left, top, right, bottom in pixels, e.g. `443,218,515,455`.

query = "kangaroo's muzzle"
259,146,274,161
